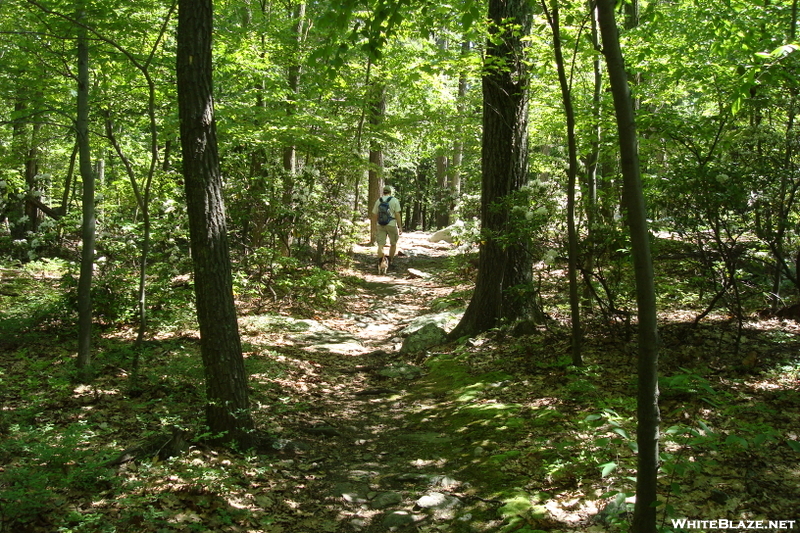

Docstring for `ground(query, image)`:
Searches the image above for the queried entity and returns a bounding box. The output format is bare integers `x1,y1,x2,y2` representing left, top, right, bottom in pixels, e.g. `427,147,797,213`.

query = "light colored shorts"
377,224,399,248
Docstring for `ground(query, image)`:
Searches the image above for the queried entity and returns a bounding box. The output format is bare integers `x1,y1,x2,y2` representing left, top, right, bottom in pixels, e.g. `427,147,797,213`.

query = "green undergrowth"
410,351,566,531
413,322,800,532
0,260,70,343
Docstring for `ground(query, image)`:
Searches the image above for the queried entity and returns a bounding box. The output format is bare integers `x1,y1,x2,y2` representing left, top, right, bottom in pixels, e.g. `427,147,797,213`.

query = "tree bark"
449,40,470,225
177,0,254,449
283,1,305,176
367,81,385,244
434,152,449,229
596,1,660,531
24,122,43,233
449,0,536,339
76,1,95,377
277,1,306,256
583,0,602,309
543,0,582,366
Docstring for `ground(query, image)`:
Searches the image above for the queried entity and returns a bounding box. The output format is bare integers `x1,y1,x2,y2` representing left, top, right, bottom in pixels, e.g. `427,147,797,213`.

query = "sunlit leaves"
755,43,800,60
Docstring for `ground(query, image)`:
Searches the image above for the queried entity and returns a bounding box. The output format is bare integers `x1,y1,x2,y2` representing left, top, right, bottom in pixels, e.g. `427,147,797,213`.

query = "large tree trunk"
597,2,660,531
76,1,95,377
177,0,254,449
449,0,536,339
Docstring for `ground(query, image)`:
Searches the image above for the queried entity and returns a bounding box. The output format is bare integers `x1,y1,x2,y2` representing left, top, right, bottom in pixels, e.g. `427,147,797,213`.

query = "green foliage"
497,490,548,532
660,369,719,404
273,259,344,307
236,249,345,312
0,423,116,532
0,259,73,342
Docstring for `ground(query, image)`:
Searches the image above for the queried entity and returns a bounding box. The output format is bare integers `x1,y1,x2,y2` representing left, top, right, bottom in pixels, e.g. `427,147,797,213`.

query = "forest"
1,0,799,531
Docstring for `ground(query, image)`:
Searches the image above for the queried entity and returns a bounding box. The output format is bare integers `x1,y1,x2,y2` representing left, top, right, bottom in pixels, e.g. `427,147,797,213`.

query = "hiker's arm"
396,212,402,235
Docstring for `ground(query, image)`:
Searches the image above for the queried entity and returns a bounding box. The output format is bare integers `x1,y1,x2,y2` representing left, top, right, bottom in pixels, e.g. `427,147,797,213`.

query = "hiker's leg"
388,226,399,260
376,227,388,259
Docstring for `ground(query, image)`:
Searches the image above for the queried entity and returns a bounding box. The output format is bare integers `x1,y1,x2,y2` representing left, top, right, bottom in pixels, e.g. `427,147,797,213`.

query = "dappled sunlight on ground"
3,230,800,531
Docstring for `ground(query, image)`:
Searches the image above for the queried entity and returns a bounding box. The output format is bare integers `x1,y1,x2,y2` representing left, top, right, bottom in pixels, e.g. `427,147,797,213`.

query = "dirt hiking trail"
236,231,546,532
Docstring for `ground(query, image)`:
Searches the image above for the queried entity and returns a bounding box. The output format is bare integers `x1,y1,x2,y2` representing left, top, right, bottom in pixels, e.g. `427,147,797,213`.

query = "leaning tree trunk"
449,0,535,339
597,1,660,531
177,0,254,449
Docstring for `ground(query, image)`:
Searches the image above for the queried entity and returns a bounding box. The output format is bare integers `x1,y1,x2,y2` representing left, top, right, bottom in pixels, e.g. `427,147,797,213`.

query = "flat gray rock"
401,311,463,336
415,491,461,510
370,491,403,509
381,510,421,529
239,314,364,354
400,322,447,354
415,492,462,521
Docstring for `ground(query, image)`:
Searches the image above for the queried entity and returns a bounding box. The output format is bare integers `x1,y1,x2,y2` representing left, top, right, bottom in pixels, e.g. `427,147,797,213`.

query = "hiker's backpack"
377,196,394,226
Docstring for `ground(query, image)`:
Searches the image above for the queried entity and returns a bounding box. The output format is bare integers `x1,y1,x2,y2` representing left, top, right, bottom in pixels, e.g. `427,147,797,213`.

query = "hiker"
372,185,402,269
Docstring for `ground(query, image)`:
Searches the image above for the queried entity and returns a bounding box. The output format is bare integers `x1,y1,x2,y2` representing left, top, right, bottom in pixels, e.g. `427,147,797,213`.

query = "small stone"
473,446,484,456
382,510,418,528
415,492,462,521
350,518,368,530
428,475,459,489
394,473,429,483
371,491,403,509
415,492,461,510
378,363,422,380
333,482,370,504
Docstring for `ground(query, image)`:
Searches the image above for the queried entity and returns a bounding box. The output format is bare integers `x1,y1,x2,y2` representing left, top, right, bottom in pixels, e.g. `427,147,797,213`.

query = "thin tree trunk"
24,122,43,233
283,2,305,176
59,143,79,216
543,0,582,366
76,0,95,377
10,101,32,240
584,0,602,309
596,1,660,531
367,82,385,244
435,152,449,229
277,1,306,256
449,41,470,224
177,0,255,449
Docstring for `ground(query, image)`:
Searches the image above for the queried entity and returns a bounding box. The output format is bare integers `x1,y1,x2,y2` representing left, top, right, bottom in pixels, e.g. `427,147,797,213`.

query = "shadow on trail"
239,231,508,532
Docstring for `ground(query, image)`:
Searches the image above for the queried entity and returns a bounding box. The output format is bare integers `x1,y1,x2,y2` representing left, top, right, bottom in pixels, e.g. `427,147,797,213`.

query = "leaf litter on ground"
1,232,799,532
